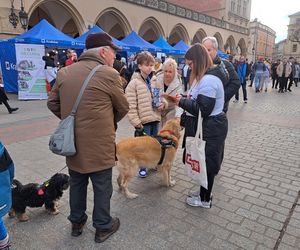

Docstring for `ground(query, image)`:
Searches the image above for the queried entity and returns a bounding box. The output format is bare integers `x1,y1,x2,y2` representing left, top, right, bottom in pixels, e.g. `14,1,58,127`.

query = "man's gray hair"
202,36,218,50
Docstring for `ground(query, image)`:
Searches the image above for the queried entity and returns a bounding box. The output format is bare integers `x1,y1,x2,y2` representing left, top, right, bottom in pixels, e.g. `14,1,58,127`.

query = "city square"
0,0,300,249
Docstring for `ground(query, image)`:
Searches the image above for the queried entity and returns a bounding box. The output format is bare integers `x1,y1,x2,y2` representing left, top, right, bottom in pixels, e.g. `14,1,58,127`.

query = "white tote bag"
184,110,208,189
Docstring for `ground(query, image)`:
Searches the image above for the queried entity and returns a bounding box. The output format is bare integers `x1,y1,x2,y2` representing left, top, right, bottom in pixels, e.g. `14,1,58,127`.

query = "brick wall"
166,0,223,18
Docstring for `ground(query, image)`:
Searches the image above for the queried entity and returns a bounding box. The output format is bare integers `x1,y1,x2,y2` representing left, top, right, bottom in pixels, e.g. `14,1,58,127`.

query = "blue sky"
250,0,299,43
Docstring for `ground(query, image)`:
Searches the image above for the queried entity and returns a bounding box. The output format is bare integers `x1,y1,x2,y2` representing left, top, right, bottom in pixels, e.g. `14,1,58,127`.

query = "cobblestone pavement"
0,84,299,250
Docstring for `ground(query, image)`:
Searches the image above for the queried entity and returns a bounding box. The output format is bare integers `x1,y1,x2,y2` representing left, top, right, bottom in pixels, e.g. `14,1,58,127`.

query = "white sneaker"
186,196,212,208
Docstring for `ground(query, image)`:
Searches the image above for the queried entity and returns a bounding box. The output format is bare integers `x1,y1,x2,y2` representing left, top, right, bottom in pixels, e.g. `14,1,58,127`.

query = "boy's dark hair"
136,51,155,66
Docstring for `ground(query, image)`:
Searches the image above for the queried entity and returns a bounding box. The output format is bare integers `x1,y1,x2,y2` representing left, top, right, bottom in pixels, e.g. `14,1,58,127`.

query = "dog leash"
43,165,68,187
55,165,68,174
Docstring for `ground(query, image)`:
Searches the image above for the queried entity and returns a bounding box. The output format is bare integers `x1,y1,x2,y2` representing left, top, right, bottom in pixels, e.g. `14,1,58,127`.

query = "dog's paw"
126,193,139,199
18,213,29,222
8,209,16,218
169,179,176,186
47,208,59,215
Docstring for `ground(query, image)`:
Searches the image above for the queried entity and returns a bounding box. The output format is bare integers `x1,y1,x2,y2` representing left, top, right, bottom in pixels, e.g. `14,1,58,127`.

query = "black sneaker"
8,107,19,114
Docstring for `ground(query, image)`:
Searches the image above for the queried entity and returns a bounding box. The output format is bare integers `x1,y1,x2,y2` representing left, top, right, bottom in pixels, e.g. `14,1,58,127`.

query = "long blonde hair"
185,43,213,83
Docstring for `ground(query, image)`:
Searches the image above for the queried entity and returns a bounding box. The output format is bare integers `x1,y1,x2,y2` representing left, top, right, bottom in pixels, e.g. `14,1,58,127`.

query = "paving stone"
206,223,231,240
226,222,251,237
236,208,259,220
209,237,239,250
250,231,276,248
228,233,257,250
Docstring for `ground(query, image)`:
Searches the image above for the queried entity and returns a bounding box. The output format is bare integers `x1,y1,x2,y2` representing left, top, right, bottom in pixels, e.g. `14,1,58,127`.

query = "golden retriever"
116,119,181,199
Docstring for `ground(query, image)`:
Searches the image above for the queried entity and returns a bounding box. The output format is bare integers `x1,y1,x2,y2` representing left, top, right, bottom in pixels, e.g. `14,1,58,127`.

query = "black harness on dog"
154,136,177,165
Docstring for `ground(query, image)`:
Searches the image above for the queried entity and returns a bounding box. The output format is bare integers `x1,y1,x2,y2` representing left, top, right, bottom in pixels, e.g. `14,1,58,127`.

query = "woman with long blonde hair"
174,43,228,208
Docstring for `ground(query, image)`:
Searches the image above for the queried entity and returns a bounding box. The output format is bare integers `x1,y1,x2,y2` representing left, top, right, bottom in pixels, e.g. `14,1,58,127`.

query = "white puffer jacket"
126,72,166,127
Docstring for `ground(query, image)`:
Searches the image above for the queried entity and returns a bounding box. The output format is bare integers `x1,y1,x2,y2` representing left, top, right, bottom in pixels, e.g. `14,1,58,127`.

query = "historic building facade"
248,19,276,62
0,0,252,56
273,11,300,61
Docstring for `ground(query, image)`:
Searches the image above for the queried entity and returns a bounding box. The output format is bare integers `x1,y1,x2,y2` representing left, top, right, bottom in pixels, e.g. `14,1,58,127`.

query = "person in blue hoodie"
0,141,15,250
233,56,249,103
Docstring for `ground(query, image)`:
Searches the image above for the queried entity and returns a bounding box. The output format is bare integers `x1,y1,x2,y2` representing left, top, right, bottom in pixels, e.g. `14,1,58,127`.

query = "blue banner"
0,41,17,93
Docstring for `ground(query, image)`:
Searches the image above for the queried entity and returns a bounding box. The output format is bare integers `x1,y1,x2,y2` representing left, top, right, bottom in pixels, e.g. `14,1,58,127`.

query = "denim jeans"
254,71,264,91
139,121,159,171
143,121,159,136
68,168,113,230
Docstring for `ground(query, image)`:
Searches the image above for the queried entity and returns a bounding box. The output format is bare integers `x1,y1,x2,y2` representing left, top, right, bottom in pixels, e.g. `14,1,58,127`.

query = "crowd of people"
1,30,299,248
45,32,240,244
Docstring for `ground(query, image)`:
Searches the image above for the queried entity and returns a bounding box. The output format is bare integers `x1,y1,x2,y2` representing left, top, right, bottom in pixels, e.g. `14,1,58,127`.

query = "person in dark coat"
271,59,280,89
0,73,18,114
174,44,228,209
0,141,15,249
202,37,240,113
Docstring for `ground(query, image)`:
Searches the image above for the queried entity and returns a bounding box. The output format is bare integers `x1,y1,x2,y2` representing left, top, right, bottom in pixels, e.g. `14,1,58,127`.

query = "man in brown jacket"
47,32,129,243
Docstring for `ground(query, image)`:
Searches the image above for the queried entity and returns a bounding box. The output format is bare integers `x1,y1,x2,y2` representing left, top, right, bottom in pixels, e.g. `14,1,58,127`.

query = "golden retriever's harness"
155,129,177,165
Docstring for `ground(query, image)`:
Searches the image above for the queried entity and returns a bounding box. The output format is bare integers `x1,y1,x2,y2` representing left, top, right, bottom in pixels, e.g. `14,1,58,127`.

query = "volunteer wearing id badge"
173,43,228,209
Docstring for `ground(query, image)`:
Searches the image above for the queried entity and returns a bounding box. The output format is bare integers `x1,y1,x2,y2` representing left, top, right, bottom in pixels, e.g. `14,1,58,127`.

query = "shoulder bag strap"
195,109,203,140
71,64,102,116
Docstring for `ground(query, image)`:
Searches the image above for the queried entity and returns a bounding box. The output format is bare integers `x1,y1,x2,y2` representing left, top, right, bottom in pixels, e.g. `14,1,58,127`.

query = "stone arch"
168,23,189,46
138,17,165,43
224,35,236,54
192,29,207,45
28,0,84,37
96,8,131,40
213,32,224,51
237,38,247,56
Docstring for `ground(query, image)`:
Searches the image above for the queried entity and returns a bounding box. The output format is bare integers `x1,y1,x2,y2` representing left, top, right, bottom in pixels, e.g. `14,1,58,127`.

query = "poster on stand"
15,44,47,100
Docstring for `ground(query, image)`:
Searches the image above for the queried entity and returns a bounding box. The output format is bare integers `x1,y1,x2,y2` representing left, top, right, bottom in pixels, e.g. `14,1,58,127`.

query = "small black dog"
9,173,69,222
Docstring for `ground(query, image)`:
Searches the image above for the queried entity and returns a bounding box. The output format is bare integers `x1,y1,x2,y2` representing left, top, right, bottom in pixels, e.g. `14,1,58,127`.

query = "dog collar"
43,180,49,187
159,130,175,136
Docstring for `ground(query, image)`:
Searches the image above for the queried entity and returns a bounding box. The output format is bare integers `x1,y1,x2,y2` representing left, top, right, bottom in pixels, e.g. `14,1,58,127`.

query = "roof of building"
289,11,300,17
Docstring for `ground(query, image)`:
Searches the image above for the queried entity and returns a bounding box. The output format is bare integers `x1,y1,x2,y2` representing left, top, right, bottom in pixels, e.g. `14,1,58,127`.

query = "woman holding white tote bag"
174,44,228,208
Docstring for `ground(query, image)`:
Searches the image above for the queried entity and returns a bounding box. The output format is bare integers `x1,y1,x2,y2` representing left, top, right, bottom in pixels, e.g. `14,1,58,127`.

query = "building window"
231,1,236,12
296,18,300,24
292,44,297,53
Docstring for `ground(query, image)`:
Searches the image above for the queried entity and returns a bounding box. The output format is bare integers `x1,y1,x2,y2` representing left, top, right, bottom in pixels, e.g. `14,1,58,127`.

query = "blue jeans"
0,218,7,241
254,72,264,91
143,121,159,136
140,121,159,171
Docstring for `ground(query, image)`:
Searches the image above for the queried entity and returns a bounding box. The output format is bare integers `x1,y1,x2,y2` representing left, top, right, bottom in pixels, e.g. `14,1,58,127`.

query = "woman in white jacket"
156,58,183,127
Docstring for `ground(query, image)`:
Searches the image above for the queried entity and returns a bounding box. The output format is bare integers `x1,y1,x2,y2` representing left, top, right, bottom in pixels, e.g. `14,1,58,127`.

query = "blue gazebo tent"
121,31,159,52
153,36,181,54
173,40,189,54
8,19,84,49
217,50,229,59
75,25,138,51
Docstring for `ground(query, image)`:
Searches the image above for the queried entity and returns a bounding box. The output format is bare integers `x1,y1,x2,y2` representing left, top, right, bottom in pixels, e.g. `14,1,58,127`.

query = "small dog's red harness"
37,180,49,196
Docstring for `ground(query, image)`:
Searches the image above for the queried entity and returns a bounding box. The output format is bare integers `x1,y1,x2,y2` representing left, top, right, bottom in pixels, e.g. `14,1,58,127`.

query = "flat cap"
86,32,120,50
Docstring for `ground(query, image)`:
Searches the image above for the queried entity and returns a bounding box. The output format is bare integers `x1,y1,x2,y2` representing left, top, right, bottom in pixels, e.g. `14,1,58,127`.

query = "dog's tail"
12,179,23,191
